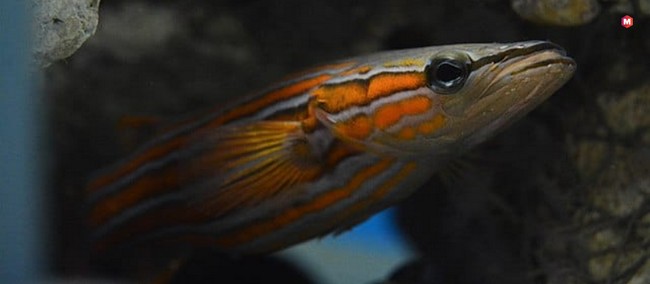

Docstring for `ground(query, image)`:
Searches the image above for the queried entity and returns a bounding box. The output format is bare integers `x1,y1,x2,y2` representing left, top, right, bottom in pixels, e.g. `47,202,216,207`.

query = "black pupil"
426,56,468,94
436,61,463,83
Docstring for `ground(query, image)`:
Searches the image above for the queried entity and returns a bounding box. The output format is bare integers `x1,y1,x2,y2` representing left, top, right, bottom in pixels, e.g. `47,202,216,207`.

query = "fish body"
87,41,575,254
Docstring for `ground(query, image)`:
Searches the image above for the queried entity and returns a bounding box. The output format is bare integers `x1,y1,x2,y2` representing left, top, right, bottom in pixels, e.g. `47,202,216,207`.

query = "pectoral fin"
192,121,325,216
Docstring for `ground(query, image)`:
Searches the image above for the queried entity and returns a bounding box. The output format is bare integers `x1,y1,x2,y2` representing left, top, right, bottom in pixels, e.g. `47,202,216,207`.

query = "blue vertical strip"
0,0,44,283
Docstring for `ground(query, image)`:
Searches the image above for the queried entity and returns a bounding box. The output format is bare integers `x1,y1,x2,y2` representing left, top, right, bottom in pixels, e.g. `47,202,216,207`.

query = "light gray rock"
32,0,100,68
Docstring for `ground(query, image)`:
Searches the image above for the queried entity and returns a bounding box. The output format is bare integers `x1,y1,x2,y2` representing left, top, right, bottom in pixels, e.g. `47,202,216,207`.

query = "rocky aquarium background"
42,0,650,283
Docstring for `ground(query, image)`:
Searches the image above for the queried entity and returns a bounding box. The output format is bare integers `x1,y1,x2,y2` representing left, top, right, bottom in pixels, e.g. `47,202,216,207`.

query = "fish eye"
426,52,470,94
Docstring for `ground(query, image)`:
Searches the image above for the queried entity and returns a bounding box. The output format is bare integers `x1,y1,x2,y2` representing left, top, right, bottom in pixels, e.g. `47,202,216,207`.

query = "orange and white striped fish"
86,41,575,254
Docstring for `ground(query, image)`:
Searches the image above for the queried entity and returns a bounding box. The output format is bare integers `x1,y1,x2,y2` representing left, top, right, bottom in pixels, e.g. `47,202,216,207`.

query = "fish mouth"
476,41,576,100
471,41,575,72
507,47,576,76
457,41,576,148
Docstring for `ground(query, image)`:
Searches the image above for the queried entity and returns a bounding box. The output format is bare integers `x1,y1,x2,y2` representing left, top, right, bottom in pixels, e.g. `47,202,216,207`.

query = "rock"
559,82,650,283
511,0,601,26
597,84,650,139
32,0,100,68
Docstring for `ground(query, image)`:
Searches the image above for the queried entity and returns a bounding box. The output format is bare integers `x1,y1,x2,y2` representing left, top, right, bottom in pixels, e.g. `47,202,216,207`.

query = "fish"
86,41,576,255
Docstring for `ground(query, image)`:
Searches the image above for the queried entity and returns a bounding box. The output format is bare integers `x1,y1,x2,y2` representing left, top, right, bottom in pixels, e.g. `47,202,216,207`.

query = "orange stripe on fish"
374,95,432,129
89,165,181,225
333,114,374,141
314,72,426,113
367,72,426,104
206,74,333,128
397,127,417,140
86,137,189,194
417,113,446,135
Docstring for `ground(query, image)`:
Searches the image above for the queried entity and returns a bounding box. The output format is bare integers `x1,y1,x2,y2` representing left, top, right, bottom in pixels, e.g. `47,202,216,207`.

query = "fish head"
425,41,576,153
314,41,576,158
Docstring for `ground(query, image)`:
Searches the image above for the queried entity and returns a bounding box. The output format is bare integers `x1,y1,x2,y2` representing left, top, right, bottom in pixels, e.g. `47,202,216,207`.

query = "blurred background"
2,0,650,283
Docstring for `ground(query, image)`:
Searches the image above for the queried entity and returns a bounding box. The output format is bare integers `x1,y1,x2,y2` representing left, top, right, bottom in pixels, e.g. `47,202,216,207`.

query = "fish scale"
86,41,575,254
